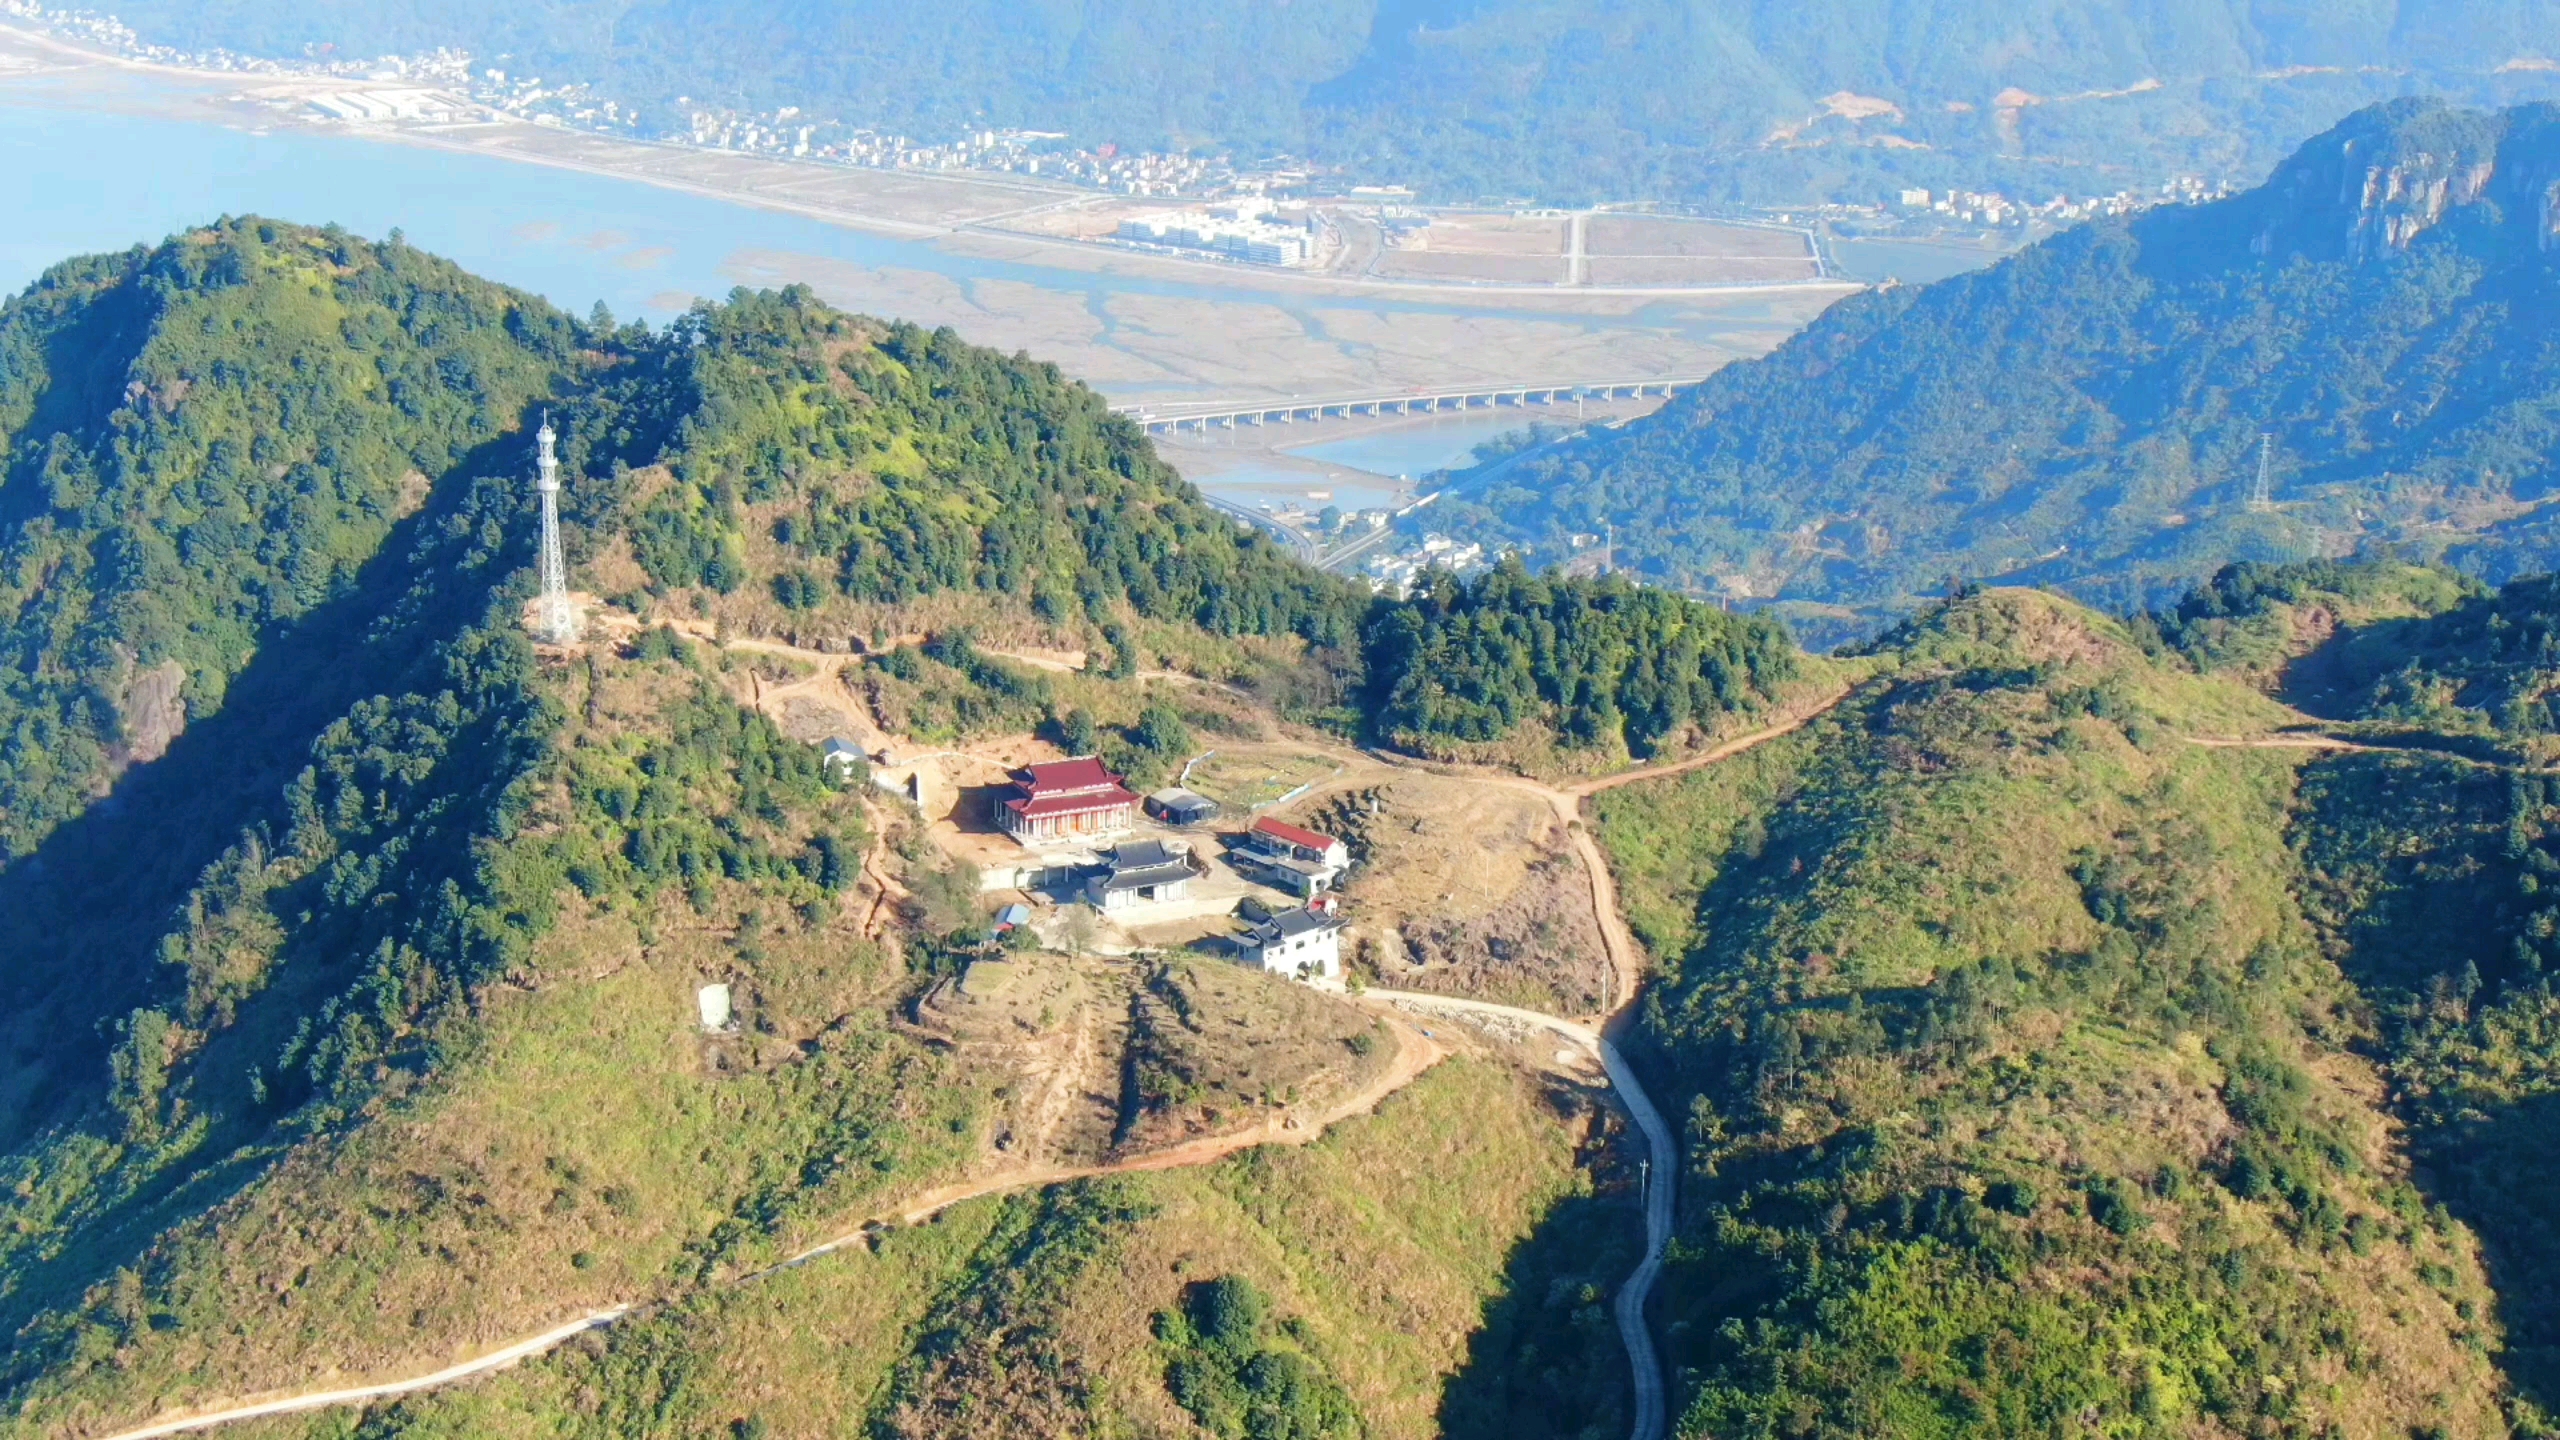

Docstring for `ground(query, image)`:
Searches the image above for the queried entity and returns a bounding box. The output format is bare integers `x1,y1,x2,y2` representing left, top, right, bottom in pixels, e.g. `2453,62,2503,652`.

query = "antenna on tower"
2248,432,2275,514
535,412,579,644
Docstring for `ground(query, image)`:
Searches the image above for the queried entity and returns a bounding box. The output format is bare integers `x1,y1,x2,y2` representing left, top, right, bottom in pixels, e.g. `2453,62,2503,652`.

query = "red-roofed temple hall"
995,757,1141,842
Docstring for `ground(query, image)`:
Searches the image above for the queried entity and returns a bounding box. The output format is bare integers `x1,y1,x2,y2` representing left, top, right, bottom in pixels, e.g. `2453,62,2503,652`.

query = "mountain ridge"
7,217,2560,1440
54,0,2560,205
1441,97,2560,643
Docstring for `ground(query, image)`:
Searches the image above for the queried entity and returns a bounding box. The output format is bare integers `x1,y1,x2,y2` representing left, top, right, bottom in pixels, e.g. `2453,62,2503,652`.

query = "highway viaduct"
1111,377,1704,436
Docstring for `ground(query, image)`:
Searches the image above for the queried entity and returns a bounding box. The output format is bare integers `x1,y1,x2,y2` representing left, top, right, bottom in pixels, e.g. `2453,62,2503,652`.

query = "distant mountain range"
72,0,2560,204
5,219,2560,1440
1444,98,2560,642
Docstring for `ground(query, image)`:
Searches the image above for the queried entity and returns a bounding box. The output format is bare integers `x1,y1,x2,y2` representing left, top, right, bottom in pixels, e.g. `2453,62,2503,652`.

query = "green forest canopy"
78,0,2560,204
1448,100,2560,640
21,219,2560,1438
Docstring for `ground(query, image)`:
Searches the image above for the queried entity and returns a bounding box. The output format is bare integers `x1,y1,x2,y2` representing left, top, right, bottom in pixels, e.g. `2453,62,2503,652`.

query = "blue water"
0,102,755,322
0,94,1772,363
1285,413,1552,481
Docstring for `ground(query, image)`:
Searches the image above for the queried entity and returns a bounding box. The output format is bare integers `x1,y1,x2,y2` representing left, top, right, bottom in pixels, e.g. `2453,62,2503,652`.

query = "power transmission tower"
2248,432,2275,514
536,414,579,644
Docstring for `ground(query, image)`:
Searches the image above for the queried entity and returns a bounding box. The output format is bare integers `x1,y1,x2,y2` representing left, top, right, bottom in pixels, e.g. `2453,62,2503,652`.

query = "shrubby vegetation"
0,220,1691,1440
867,1181,1156,1437
0,216,576,863
2279,578,2560,1417
1461,102,2560,635
1599,587,2515,1437
863,631,1057,744
1363,560,1796,756
0,397,571,1399
1156,1275,1360,1440
29,216,2560,1440
2296,573,2560,739
581,288,1365,648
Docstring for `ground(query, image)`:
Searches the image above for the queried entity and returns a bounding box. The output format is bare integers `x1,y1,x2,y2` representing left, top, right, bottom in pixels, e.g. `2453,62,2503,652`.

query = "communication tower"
2247,432,2275,514
536,414,579,644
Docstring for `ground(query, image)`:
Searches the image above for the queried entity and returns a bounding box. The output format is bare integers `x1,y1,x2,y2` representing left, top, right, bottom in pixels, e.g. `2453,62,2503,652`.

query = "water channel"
0,89,1897,505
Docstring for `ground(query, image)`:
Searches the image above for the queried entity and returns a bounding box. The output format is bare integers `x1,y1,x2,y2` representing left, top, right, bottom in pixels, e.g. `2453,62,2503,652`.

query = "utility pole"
536,414,579,644
2248,432,2275,514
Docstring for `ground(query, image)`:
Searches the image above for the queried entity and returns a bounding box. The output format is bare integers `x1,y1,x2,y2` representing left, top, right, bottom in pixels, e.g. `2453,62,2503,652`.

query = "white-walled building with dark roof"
1087,839,1199,911
1236,905,1344,982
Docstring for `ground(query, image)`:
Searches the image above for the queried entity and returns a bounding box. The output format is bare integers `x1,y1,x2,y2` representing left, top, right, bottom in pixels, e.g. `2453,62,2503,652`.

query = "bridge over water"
1112,376,1707,435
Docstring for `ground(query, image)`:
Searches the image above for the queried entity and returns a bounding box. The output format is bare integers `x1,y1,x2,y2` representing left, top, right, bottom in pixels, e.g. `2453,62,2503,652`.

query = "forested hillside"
1455,99,2560,641
1362,560,1798,760
29,217,2560,1440
0,220,574,865
0,221,1685,1440
582,289,1362,649
1586,566,2560,1436
71,0,2560,204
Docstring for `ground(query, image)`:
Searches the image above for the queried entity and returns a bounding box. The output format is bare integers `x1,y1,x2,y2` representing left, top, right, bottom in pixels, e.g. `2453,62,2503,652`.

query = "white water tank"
696,983,733,1032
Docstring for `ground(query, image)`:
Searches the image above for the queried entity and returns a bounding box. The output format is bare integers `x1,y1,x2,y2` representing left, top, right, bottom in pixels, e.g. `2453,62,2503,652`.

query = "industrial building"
1113,197,1313,266
1145,788,1221,826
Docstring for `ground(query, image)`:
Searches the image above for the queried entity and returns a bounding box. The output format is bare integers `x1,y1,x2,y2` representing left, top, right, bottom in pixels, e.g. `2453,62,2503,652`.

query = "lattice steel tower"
2248,432,2275,514
536,414,578,643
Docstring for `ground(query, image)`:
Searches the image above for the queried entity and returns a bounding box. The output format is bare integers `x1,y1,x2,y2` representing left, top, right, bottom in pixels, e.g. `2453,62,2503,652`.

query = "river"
0,82,1834,504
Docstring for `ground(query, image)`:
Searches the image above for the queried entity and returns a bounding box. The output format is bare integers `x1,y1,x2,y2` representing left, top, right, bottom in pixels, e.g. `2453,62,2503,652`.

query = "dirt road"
766,1009,1444,1270
89,1309,633,1440
1306,685,1853,1015
2188,731,2559,774
93,659,1839,1440
74,1015,1444,1440
1565,686,1851,799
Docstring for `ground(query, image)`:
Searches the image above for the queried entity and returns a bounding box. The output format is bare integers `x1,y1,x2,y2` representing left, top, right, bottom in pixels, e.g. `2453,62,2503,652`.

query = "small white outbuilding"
696,983,734,1032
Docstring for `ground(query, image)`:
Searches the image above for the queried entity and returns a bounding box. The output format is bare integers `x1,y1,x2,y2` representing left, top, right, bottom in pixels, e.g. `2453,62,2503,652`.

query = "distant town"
0,0,2240,265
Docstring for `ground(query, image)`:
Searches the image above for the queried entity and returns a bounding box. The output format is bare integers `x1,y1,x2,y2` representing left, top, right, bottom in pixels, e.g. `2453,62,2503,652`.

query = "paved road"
80,678,1850,1440
1599,1034,1676,1440
1367,990,1672,1440
1201,492,1318,562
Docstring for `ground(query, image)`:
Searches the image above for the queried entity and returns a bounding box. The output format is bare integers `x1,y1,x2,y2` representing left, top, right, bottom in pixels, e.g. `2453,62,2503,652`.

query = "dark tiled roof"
1099,862,1197,892
1244,907,1344,944
1114,839,1180,869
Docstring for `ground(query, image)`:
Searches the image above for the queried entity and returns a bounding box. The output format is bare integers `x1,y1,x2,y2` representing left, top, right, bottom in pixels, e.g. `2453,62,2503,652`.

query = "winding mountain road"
1366,990,1677,1440
76,1017,1445,1440
89,1310,632,1440
75,669,1851,1440
1599,1036,1676,1440
1366,687,1852,1440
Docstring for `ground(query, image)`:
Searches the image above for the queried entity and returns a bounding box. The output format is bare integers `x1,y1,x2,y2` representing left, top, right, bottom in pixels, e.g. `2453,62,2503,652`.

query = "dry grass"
1371,250,1565,284
1410,216,1572,255
1584,256,1818,285
1305,775,1560,927
1056,1057,1598,1439
1184,746,1342,810
192,1059,1600,1440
